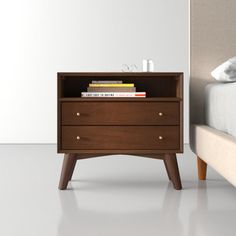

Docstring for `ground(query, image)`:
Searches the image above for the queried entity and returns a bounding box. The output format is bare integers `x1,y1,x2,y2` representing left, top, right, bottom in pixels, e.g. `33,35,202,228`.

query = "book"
91,80,123,84
89,83,134,87
81,92,146,97
87,87,136,92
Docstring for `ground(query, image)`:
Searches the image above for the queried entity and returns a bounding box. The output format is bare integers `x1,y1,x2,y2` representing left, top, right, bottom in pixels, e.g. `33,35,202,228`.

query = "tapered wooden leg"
68,158,77,181
197,156,207,180
163,159,171,180
59,154,77,190
164,154,182,190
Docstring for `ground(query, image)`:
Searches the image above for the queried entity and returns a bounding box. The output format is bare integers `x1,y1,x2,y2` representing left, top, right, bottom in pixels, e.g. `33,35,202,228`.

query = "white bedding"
205,82,236,138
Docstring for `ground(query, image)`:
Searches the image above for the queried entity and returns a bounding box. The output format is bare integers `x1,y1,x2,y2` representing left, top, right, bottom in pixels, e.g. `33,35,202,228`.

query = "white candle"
142,59,154,72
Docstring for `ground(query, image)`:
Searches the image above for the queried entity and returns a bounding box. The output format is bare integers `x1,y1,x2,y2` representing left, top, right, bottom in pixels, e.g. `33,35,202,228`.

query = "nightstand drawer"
61,102,179,125
61,126,179,150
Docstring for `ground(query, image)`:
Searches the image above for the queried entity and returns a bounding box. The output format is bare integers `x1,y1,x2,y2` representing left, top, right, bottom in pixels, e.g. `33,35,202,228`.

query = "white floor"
0,145,236,236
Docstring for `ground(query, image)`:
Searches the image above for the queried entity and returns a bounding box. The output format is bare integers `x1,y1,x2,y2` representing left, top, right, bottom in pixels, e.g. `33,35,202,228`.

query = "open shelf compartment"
58,72,183,100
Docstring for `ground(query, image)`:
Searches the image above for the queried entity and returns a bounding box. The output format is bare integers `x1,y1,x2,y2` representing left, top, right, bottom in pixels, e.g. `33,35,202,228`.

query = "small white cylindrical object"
143,59,154,72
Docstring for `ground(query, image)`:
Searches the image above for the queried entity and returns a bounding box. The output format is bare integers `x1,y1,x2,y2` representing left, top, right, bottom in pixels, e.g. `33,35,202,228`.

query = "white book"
81,92,146,97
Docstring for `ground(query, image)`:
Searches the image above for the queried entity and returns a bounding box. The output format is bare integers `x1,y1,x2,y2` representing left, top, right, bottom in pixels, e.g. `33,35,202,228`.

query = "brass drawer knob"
76,136,80,140
76,112,80,116
158,136,163,140
158,112,163,116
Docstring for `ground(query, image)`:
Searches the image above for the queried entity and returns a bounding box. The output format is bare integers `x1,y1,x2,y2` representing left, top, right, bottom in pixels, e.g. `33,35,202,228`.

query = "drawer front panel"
61,126,179,150
61,102,179,125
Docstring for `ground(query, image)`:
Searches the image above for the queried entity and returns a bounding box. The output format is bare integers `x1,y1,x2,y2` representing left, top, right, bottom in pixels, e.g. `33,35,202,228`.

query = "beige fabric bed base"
190,125,236,187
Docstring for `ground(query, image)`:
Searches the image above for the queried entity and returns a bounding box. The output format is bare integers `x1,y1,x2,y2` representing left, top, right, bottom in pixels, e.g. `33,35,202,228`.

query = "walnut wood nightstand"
57,72,183,190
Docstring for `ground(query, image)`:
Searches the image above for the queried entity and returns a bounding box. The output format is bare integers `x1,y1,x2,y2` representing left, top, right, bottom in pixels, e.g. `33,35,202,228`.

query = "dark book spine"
91,80,123,84
87,87,136,92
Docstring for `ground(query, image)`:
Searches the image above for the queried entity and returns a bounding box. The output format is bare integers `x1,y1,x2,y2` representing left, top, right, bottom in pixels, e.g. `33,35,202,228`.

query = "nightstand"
58,72,183,190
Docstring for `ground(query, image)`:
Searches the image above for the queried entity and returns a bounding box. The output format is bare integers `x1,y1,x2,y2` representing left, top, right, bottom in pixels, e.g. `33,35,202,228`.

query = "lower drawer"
61,126,179,150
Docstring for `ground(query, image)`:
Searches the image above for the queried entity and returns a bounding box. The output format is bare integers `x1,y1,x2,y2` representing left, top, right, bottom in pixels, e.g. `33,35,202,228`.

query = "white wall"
0,0,189,143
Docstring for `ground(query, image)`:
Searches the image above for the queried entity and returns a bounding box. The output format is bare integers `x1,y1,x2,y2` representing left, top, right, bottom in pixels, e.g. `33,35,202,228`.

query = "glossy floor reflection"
58,183,183,236
0,145,236,236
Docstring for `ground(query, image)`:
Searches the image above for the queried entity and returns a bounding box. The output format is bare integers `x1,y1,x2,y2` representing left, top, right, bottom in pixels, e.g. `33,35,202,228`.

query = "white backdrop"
0,0,189,143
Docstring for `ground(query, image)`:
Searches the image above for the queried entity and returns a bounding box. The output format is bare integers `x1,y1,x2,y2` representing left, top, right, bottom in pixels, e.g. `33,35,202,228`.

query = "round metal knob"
158,112,163,116
76,112,80,116
158,136,163,140
76,136,80,140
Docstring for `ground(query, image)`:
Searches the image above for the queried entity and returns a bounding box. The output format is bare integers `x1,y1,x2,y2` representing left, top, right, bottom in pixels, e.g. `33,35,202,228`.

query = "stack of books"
81,80,146,97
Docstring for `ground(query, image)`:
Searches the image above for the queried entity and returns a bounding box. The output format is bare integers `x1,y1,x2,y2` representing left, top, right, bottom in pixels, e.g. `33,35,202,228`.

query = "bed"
190,0,236,187
205,82,236,138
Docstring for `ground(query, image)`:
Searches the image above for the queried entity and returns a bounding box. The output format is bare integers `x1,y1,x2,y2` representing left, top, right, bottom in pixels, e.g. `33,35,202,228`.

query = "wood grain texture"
57,72,184,190
164,154,182,190
60,97,181,102
61,126,180,150
57,72,184,154
61,102,179,126
67,158,77,181
164,159,172,180
58,72,183,99
60,149,183,154
73,154,165,160
58,154,77,190
197,156,207,180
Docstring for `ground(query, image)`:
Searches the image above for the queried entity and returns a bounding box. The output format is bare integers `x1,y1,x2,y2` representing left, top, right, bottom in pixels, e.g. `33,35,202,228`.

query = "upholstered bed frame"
190,0,236,187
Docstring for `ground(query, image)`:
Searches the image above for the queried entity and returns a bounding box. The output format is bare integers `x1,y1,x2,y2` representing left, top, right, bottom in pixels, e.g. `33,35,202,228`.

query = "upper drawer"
61,102,180,125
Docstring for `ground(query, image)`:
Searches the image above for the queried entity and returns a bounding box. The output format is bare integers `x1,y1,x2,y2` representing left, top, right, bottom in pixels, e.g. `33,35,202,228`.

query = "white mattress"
205,82,236,138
